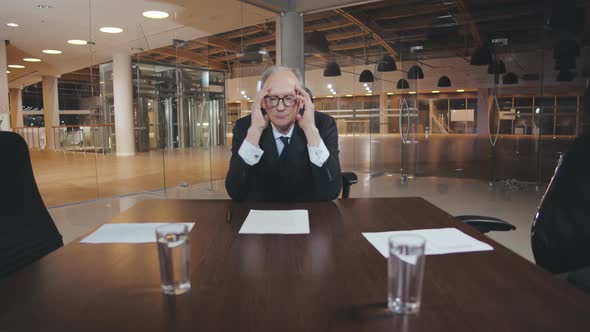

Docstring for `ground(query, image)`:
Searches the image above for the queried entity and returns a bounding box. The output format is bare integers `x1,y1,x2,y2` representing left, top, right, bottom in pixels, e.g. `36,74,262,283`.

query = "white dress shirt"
238,123,330,167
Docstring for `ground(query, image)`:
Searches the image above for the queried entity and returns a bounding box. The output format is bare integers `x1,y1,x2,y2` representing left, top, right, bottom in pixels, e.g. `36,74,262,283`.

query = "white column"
42,75,60,149
477,89,489,135
0,40,10,131
112,53,135,156
9,88,23,128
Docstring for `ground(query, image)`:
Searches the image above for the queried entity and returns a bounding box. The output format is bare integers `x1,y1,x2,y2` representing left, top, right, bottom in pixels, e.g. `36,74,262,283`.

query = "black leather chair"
341,172,358,198
455,215,516,233
0,131,63,279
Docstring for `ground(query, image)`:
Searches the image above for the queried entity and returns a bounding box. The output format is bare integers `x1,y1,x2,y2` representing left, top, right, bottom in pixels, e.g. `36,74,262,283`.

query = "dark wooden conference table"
1,197,590,332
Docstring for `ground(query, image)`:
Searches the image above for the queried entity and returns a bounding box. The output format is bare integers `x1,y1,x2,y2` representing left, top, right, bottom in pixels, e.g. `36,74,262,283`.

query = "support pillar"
0,41,10,131
42,76,60,149
277,11,304,81
112,52,135,156
9,88,23,128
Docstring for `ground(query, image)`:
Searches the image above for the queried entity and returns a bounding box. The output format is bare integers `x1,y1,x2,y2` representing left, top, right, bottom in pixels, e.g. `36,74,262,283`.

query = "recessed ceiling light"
432,90,440,93
408,91,416,94
8,64,25,69
99,27,123,34
387,92,394,95
327,84,332,89
23,58,42,62
456,89,465,92
143,11,169,19
365,93,372,96
6,22,19,27
327,95,334,98
345,94,353,97
6,70,11,74
42,49,62,54
68,39,88,45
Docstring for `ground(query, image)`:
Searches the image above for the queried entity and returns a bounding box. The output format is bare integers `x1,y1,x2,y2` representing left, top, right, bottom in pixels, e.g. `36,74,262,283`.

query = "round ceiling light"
8,65,25,69
6,22,19,27
143,10,169,19
68,39,88,45
42,49,62,54
6,70,11,74
99,27,123,34
23,58,42,62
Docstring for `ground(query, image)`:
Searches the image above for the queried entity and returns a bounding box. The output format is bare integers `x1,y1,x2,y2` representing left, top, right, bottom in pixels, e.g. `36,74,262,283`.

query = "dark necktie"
279,136,290,157
279,136,290,146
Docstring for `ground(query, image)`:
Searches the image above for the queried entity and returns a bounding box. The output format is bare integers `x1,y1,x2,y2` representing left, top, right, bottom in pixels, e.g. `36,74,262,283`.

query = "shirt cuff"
308,139,330,167
238,139,264,165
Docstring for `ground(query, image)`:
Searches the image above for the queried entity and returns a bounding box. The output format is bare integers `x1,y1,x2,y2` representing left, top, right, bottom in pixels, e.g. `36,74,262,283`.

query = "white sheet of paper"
80,223,195,244
239,209,309,234
362,227,493,258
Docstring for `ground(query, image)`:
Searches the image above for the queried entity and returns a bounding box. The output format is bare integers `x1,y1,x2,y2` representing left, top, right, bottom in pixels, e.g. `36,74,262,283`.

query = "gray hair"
260,66,304,88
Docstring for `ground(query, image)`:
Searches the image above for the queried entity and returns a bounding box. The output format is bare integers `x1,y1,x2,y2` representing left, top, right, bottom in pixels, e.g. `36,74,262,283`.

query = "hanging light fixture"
470,46,492,66
324,62,341,77
396,78,410,89
407,65,424,79
502,72,519,84
437,76,451,87
304,30,330,54
359,69,374,83
237,45,262,64
377,55,397,72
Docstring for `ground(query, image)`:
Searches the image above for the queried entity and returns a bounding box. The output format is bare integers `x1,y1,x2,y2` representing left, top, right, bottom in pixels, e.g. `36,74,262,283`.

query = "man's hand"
295,86,321,147
245,85,271,146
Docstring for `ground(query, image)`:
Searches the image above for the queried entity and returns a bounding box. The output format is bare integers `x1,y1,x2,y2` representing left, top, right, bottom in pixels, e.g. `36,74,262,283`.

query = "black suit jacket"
225,111,342,202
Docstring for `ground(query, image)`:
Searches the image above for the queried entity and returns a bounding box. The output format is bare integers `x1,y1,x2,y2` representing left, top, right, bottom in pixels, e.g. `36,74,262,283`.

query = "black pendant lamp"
437,76,451,87
304,30,330,54
397,78,410,89
323,62,341,77
556,70,575,82
377,55,397,72
470,46,492,66
359,69,374,83
488,60,506,74
407,65,424,79
502,72,519,84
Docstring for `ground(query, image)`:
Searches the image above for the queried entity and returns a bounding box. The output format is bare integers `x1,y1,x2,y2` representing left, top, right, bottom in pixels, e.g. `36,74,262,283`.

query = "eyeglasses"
264,95,297,107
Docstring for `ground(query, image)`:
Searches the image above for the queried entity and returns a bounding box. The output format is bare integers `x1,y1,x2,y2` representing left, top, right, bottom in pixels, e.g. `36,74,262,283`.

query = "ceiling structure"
135,0,590,78
2,0,589,89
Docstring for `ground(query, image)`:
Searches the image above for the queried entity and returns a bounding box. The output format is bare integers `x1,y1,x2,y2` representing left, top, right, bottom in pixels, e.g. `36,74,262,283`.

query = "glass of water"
156,224,191,295
388,234,426,314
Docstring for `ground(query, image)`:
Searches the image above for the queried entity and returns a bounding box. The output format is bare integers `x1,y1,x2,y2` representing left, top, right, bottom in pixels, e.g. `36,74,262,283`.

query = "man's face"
262,71,300,132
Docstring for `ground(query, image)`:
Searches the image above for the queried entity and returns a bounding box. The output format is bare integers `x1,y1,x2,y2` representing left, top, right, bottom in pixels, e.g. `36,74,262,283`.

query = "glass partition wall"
9,1,587,206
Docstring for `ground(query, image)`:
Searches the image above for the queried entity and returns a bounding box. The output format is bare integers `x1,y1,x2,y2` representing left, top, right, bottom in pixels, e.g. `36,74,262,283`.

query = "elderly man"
225,66,342,201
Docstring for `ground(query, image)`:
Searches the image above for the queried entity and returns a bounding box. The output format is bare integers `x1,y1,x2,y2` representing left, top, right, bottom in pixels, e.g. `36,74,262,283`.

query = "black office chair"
455,215,516,233
0,131,63,279
341,172,358,198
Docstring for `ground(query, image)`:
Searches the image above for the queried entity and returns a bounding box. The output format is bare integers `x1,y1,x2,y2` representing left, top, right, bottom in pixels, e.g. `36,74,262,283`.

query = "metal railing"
12,127,46,149
51,124,114,154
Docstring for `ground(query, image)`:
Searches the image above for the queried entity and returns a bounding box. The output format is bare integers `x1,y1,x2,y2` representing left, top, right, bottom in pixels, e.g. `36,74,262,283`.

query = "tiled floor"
49,173,544,262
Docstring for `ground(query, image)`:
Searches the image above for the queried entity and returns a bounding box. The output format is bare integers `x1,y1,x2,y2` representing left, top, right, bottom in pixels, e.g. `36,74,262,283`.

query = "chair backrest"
531,133,590,274
0,131,63,278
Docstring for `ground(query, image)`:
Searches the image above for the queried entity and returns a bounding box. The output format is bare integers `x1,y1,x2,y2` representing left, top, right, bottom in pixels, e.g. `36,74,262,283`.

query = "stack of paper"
239,210,309,234
362,228,494,257
80,223,195,244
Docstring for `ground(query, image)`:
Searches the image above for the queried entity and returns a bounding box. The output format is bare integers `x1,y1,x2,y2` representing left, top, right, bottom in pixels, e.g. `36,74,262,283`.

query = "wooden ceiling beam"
304,19,354,32
334,8,398,59
154,48,226,69
374,3,457,20
330,39,381,51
